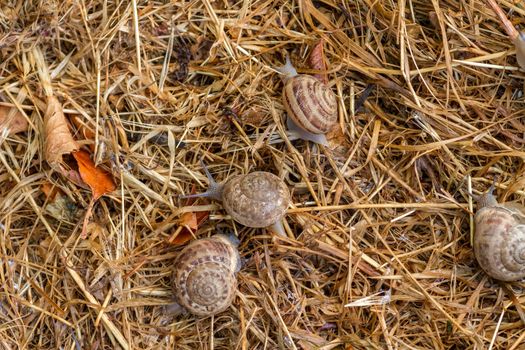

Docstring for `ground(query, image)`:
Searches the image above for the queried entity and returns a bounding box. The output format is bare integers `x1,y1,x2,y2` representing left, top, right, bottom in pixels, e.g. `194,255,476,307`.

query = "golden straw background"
1,0,525,349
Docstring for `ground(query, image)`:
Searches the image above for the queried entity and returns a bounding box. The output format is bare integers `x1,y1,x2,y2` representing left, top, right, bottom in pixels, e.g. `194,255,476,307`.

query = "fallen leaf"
41,182,60,201
167,227,193,246
73,149,115,200
72,149,116,238
167,190,209,246
167,211,209,246
41,182,83,222
309,39,328,84
180,212,198,230
0,105,28,135
190,36,214,61
44,95,79,171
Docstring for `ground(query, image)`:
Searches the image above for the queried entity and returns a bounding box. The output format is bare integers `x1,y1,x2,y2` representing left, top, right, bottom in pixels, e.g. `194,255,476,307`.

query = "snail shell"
512,32,525,71
474,190,525,281
172,234,241,316
222,171,291,228
282,74,338,135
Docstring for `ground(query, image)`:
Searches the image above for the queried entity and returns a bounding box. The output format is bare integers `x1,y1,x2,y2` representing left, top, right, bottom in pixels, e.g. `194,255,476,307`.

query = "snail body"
180,163,291,236
474,186,525,281
172,234,241,316
277,55,338,146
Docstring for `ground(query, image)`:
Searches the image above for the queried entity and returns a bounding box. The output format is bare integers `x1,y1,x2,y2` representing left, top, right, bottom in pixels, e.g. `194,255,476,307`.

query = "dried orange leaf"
0,105,28,135
71,149,115,239
72,149,116,200
167,211,209,246
168,229,193,246
309,39,328,84
41,182,61,201
180,212,198,230
44,96,79,170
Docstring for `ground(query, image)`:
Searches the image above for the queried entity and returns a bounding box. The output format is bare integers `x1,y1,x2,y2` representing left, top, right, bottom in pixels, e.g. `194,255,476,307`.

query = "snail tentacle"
179,162,224,201
276,54,298,81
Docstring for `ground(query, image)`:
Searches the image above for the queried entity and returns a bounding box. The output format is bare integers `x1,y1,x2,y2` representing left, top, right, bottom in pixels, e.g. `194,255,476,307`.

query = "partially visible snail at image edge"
473,183,525,281
276,55,339,146
172,233,241,316
180,162,291,237
512,32,525,71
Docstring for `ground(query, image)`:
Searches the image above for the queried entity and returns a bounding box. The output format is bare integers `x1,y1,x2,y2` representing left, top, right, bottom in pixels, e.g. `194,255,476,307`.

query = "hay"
1,0,525,349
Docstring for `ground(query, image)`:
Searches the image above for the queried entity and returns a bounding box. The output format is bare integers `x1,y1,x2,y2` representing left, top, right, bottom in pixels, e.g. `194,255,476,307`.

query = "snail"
180,163,291,236
473,183,525,281
512,32,525,71
276,55,339,146
172,233,241,316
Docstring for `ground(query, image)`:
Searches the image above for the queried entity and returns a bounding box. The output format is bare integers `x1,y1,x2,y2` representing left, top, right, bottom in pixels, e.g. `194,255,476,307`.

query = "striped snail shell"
282,73,338,135
172,234,241,316
277,55,338,145
222,171,291,228
474,186,525,281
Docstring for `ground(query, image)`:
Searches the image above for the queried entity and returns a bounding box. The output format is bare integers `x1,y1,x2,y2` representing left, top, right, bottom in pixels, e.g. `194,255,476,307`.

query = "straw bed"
1,0,525,349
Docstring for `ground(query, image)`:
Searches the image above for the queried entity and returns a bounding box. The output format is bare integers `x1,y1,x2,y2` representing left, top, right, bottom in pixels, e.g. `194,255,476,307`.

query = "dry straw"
1,0,525,349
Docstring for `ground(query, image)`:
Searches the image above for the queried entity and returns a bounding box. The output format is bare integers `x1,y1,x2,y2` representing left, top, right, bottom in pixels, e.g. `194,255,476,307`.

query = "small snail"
172,234,241,316
473,183,525,281
180,163,291,236
277,55,339,146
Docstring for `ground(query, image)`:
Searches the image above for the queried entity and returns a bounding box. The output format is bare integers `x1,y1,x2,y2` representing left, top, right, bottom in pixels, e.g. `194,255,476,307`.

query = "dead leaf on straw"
41,182,60,202
72,149,116,238
168,211,209,246
190,36,214,61
309,39,328,84
167,192,209,246
44,96,79,171
73,149,116,200
180,212,198,231
41,182,83,222
0,105,28,135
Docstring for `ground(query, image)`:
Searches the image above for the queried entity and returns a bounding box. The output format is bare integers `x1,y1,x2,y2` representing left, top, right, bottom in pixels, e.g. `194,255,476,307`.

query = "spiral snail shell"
278,55,338,146
222,171,290,228
180,163,291,236
172,234,241,316
474,185,525,281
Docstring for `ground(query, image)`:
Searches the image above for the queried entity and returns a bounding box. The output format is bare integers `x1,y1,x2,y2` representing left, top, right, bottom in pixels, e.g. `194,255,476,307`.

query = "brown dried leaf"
72,150,116,201
44,96,79,170
309,39,328,84
167,211,209,246
0,105,28,135
190,36,214,61
41,182,83,222
180,212,198,231
72,149,116,239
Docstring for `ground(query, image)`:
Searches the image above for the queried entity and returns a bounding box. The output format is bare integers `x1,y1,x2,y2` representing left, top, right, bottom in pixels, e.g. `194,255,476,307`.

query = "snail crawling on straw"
180,163,291,236
473,182,525,281
276,55,339,146
172,234,241,316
